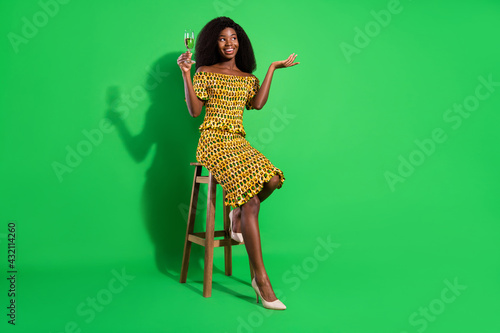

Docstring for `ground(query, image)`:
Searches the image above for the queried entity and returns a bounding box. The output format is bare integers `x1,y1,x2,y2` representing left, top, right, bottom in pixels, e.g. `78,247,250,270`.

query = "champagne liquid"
184,38,194,49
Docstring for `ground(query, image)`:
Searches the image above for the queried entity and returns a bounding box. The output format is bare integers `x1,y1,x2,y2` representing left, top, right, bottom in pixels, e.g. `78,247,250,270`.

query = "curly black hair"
195,17,256,73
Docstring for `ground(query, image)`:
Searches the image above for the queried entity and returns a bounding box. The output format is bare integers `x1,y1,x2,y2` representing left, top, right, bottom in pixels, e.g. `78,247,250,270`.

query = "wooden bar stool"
180,162,251,297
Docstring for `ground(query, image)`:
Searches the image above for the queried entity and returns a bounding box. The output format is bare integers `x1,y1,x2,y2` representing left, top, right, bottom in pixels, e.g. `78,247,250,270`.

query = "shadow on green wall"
106,52,204,278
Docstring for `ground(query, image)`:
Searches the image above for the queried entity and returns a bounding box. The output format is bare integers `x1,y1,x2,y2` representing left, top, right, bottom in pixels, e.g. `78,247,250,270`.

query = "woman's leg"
232,175,282,301
240,195,278,301
231,175,280,232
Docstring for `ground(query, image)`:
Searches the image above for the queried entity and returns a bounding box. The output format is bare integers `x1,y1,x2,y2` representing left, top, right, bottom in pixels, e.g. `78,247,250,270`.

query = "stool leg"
180,165,202,283
222,189,232,276
203,172,217,297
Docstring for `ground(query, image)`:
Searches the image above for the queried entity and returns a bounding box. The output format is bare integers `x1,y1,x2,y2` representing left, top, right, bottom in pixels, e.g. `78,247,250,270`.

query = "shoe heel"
251,277,286,310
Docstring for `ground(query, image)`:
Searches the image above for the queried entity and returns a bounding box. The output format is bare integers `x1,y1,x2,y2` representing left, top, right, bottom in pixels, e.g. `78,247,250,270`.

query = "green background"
1,0,499,332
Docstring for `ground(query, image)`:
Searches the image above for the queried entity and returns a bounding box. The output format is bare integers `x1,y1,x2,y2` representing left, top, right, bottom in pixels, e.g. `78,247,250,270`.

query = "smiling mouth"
224,48,235,54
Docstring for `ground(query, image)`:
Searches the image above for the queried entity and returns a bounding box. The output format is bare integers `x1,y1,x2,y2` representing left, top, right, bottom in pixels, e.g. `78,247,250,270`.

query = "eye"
220,38,225,42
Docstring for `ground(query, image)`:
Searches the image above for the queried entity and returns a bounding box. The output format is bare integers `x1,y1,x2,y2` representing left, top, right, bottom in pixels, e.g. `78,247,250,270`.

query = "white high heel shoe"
229,209,244,243
251,278,286,310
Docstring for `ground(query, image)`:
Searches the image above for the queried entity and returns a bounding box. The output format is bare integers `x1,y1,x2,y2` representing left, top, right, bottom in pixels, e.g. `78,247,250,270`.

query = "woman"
177,16,298,310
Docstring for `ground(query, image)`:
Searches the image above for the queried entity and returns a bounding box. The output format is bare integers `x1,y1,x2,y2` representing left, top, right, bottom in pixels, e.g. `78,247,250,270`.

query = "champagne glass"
184,29,195,64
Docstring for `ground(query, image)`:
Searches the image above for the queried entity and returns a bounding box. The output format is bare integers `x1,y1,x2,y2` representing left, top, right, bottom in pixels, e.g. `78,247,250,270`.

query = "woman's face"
217,27,238,60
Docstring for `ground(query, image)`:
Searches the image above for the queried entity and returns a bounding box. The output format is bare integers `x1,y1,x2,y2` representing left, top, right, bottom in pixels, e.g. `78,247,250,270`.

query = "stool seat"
180,162,252,297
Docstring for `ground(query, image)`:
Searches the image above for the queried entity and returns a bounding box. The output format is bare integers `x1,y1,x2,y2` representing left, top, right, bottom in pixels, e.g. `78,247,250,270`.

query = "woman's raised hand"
177,51,193,73
272,53,300,69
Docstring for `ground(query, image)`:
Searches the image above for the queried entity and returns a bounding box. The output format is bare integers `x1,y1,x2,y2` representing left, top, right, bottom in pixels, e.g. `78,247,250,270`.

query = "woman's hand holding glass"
177,51,193,73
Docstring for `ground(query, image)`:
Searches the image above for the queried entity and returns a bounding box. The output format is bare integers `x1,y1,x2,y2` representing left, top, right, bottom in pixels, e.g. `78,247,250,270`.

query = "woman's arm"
251,53,299,110
177,51,205,118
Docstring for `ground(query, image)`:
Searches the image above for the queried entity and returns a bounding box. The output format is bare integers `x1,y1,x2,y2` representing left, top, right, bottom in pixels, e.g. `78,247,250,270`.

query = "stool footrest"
194,230,226,238
196,176,210,184
188,231,243,247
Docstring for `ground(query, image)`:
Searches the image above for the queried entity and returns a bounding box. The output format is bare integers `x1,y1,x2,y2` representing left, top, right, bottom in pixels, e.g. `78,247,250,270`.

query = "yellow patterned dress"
192,71,285,208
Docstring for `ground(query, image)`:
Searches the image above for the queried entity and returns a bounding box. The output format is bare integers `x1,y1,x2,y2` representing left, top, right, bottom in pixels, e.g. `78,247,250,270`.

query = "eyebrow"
219,34,237,37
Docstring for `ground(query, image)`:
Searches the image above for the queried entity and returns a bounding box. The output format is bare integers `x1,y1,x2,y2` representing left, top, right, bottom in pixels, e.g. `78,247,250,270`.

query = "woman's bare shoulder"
196,65,210,73
197,65,253,77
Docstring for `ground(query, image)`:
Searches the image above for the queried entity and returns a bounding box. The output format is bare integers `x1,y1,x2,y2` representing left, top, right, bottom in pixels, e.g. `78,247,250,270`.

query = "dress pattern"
193,71,285,208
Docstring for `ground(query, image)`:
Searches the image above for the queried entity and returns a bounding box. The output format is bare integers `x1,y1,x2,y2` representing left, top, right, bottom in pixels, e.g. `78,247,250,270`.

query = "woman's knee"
266,175,280,190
